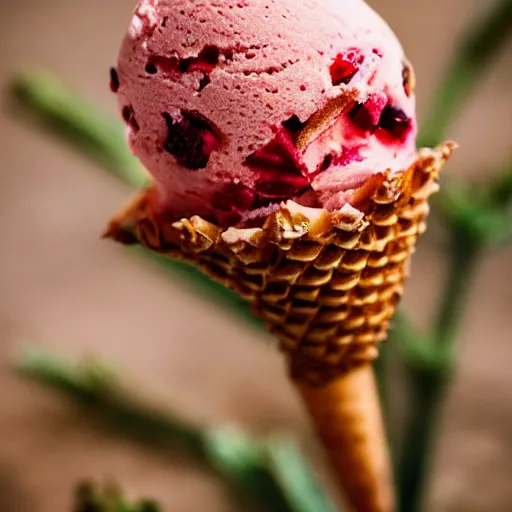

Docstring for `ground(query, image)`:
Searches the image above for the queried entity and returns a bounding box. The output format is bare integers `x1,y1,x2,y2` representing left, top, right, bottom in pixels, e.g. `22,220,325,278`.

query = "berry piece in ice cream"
163,111,221,170
377,105,411,140
330,49,364,86
109,67,120,93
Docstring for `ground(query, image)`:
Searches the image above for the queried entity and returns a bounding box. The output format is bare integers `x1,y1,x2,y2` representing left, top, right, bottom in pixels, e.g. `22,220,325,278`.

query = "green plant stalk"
372,342,389,411
375,309,417,420
139,249,263,330
433,236,482,345
11,72,147,188
396,371,448,512
487,166,512,207
377,309,424,448
17,347,335,512
485,167,512,247
398,237,482,512
264,437,335,512
419,0,512,148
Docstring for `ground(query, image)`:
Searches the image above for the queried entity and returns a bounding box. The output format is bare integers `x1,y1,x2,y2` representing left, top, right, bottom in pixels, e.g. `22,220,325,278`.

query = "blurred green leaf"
17,347,335,512
138,248,264,331
483,168,512,247
10,71,147,188
19,347,207,456
401,336,453,379
264,436,336,512
487,167,512,207
376,309,423,408
435,167,512,249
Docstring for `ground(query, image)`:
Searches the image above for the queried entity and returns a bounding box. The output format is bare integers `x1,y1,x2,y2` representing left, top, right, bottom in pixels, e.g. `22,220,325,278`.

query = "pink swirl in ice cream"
113,0,417,228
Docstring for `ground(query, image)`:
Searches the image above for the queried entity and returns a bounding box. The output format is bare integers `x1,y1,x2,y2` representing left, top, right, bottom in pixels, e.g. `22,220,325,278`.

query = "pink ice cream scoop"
112,0,417,228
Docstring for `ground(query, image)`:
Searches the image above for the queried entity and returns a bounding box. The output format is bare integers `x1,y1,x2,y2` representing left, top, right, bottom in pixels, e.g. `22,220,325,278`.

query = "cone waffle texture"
107,143,454,386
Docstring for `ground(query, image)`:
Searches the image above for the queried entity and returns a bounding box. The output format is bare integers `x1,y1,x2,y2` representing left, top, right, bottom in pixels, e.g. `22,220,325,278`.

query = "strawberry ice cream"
112,0,417,228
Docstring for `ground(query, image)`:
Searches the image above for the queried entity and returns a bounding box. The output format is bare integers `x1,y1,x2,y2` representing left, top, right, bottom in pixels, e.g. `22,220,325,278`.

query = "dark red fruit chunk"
163,111,220,169
146,56,178,75
330,49,364,86
147,46,220,91
146,47,219,76
212,183,256,212
145,62,158,74
246,126,308,190
244,119,311,201
122,106,139,132
198,74,211,91
349,103,374,132
254,172,310,199
378,105,411,138
180,45,220,74
212,183,254,227
281,114,305,136
319,154,333,172
109,67,119,93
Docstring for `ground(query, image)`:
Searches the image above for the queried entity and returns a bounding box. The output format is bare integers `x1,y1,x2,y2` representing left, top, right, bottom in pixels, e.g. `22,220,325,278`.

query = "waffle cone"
105,142,454,512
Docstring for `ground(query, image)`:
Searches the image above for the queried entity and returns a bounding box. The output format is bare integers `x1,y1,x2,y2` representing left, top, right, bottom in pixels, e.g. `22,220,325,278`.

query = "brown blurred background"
0,0,511,511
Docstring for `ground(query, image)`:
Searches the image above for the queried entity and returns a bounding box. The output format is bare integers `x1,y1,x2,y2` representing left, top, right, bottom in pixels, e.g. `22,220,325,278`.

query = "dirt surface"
0,1,511,511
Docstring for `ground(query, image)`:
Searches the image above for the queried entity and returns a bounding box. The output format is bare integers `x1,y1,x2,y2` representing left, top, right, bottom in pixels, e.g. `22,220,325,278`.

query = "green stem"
487,166,512,207
433,237,482,345
10,72,147,188
376,309,420,405
486,167,512,247
17,347,335,512
419,0,512,147
139,248,263,331
373,344,389,411
263,437,336,512
398,236,482,511
18,347,206,457
397,371,448,512
379,310,424,454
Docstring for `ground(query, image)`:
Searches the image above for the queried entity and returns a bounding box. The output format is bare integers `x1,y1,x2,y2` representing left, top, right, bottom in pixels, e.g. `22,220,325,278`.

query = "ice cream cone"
105,142,454,512
297,365,392,512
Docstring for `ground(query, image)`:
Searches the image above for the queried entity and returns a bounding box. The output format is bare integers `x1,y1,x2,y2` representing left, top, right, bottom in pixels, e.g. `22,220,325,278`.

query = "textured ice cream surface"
114,0,417,228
